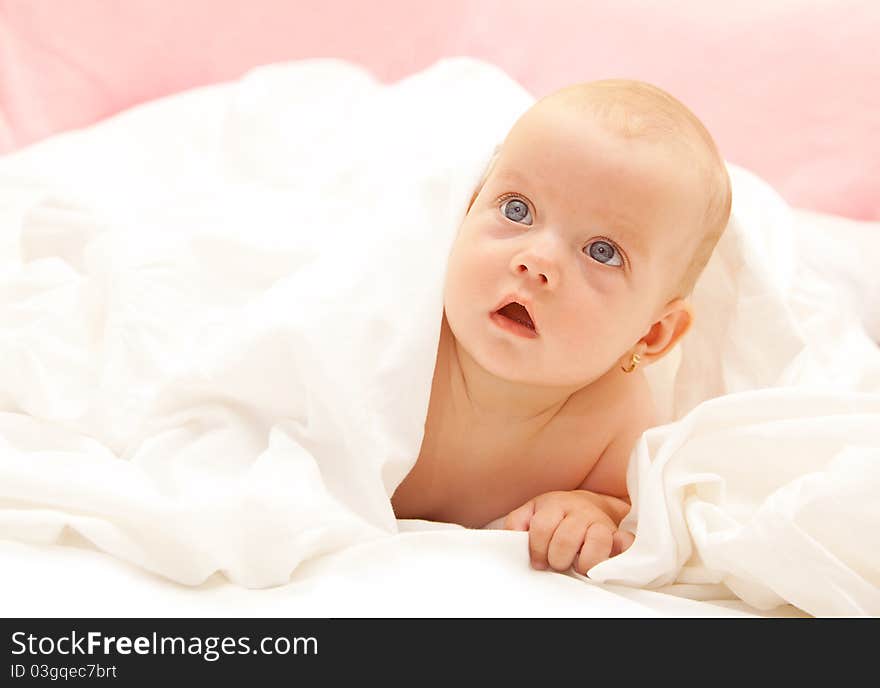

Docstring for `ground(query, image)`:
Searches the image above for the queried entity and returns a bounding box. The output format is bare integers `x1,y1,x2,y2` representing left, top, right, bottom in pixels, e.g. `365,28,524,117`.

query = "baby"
391,79,732,576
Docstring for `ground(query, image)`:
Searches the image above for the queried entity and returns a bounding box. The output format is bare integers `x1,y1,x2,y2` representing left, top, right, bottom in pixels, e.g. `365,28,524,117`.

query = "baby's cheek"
559,310,628,364
451,243,503,288
580,266,620,297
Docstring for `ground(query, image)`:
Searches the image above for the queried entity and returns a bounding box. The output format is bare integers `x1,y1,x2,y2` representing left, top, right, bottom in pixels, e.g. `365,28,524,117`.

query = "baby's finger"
527,506,565,570
610,530,635,557
546,514,589,572
574,522,614,576
503,500,535,532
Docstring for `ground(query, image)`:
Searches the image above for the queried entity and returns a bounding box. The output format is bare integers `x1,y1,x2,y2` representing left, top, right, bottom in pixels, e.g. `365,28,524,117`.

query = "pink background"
1,0,878,219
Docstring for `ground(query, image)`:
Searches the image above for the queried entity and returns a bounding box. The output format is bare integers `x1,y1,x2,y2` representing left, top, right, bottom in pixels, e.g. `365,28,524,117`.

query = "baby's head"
444,79,731,389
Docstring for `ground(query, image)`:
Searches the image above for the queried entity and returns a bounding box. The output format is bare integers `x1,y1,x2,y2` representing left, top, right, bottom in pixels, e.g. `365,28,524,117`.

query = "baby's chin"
462,339,588,389
445,308,588,385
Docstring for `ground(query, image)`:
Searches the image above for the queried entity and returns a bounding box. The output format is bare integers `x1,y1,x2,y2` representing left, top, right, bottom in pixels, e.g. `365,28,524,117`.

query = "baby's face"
443,102,706,388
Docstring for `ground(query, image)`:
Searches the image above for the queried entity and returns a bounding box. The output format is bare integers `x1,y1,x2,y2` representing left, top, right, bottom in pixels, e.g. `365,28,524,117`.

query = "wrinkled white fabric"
591,170,880,616
0,58,533,586
1,58,878,615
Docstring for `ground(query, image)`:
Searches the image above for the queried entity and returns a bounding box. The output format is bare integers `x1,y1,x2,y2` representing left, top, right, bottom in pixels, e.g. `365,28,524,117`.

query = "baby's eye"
500,197,532,225
585,240,623,267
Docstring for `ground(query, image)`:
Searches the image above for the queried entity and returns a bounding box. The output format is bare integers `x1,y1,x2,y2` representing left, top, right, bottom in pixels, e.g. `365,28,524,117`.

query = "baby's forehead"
515,98,697,162
498,109,701,198
496,111,710,244
497,81,730,291
529,83,721,166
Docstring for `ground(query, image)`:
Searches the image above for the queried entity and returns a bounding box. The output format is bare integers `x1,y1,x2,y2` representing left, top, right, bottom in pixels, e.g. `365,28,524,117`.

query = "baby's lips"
497,301,537,331
491,292,540,334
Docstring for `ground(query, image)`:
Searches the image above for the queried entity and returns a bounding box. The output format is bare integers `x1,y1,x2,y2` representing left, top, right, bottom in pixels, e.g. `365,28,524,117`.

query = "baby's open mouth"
496,302,536,331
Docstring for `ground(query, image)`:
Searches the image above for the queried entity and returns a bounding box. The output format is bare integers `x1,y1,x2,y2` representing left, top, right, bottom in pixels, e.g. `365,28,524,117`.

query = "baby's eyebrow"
495,168,648,259
601,215,649,258
493,168,532,189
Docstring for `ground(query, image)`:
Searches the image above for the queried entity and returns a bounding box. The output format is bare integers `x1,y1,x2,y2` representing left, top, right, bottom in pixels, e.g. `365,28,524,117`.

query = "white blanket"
1,58,878,615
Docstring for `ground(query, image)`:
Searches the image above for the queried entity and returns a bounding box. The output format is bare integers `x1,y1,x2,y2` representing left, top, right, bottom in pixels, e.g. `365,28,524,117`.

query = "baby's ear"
637,298,693,363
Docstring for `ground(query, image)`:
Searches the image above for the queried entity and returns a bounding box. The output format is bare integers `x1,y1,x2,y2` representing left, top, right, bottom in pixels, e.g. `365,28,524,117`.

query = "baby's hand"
502,490,635,575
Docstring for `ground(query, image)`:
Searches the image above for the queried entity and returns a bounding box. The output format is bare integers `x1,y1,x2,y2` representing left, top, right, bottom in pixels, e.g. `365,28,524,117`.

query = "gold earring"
621,352,641,373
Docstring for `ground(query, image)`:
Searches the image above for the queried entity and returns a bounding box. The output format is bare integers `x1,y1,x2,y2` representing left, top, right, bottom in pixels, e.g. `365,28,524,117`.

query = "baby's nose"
513,233,564,286
516,263,550,285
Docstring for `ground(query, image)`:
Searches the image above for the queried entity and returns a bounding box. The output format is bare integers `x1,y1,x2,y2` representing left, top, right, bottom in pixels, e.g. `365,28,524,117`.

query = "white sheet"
1,57,878,617
791,208,880,344
1,58,530,589
0,525,807,618
585,168,880,616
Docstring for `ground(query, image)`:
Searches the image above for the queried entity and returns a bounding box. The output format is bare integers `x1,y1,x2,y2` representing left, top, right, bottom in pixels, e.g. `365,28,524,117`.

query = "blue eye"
501,197,532,225
586,240,623,267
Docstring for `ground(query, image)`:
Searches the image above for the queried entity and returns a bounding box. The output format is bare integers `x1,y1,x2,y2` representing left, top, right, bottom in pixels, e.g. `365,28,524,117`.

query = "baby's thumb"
502,500,536,531
611,530,635,556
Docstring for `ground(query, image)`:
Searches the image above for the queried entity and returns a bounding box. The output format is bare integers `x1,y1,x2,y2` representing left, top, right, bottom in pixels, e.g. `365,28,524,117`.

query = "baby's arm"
493,378,657,574
578,376,658,499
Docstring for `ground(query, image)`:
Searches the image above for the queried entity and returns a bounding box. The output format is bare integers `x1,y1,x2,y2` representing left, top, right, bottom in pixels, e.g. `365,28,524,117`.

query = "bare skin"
391,310,657,572
391,311,652,528
391,83,721,576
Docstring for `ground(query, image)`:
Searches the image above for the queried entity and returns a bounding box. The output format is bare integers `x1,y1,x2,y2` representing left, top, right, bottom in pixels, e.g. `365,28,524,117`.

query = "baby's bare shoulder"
576,371,658,498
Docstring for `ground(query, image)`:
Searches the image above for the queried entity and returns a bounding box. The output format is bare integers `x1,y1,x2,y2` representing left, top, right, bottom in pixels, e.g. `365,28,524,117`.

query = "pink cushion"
1,0,878,219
